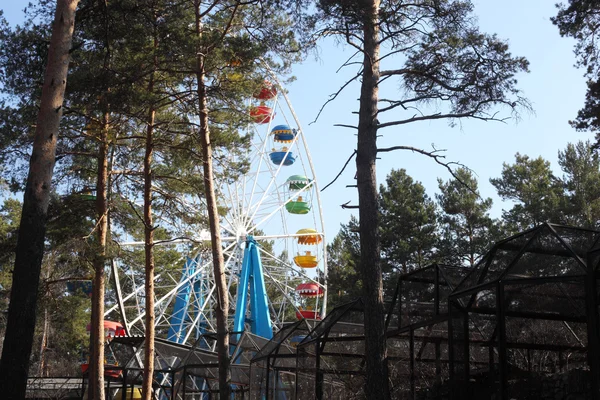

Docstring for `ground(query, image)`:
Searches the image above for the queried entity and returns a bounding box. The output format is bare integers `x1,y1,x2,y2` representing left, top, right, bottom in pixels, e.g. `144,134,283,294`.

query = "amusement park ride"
91,73,327,364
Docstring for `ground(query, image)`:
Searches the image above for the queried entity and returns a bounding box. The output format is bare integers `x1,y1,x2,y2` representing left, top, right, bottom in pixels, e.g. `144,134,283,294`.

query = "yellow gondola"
294,251,318,268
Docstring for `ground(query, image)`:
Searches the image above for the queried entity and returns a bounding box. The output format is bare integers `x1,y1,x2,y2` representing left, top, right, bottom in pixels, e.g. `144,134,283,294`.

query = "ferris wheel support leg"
233,244,253,339
249,241,273,339
232,237,274,340
167,257,196,343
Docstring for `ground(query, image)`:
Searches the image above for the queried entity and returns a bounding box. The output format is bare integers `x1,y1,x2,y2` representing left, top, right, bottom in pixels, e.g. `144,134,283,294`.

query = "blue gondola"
270,150,296,166
271,124,296,143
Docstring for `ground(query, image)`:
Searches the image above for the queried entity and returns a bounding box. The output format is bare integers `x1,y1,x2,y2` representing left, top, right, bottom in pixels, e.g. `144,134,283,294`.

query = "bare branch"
377,144,479,197
341,201,359,209
333,124,358,129
336,50,361,73
154,236,203,245
377,108,509,128
321,150,357,192
310,70,363,125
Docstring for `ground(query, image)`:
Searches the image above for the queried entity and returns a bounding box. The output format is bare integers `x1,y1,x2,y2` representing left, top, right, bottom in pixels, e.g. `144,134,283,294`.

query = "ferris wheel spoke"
128,244,235,327
244,129,303,230
112,72,327,345
244,125,271,216
179,285,217,343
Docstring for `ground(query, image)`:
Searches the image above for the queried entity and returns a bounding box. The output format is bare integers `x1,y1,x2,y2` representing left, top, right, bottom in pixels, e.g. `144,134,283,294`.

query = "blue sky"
1,1,593,242
285,0,592,239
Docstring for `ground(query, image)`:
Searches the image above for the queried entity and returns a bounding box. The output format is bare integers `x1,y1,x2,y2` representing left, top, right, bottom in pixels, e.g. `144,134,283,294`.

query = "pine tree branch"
310,70,363,125
341,201,359,209
333,124,358,129
321,150,357,192
377,108,507,128
376,145,479,197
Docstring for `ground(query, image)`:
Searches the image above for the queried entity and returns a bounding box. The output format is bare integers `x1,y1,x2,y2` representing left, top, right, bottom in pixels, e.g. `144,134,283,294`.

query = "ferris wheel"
105,74,327,347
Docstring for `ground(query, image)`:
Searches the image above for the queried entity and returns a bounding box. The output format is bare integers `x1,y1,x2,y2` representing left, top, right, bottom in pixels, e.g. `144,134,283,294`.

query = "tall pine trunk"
141,33,157,399
0,0,79,397
90,106,110,399
195,3,231,395
89,109,109,400
89,1,113,394
356,1,391,399
38,307,49,377
198,72,231,399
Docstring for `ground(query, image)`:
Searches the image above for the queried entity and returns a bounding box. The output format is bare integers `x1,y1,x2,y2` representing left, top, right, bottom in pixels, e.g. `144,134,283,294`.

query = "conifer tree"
303,1,530,396
380,169,438,275
491,154,565,231
436,168,497,267
0,0,79,396
558,141,600,228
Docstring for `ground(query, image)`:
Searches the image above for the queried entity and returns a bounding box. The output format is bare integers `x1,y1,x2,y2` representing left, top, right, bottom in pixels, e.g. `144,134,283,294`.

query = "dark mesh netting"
391,265,470,329
294,300,367,399
445,223,600,399
249,320,312,399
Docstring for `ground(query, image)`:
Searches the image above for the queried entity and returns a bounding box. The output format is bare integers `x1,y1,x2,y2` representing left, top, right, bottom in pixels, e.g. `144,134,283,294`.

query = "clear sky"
1,1,593,243
285,0,592,240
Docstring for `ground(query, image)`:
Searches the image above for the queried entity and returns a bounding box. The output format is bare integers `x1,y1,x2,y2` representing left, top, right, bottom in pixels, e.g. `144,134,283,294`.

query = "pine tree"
553,1,600,145
0,0,79,396
558,141,600,228
436,168,497,267
302,1,530,396
380,169,438,274
326,219,361,309
490,153,565,231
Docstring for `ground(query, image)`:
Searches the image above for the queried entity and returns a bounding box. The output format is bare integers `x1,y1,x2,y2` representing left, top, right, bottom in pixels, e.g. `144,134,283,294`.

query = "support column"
496,282,508,400
586,251,600,400
410,328,415,399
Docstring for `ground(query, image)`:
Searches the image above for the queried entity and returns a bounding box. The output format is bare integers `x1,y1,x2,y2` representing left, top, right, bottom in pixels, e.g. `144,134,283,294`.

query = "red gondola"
250,105,274,124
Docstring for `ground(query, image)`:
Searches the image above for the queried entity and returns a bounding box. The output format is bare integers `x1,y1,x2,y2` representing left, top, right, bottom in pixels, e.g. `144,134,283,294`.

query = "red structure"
250,105,274,124
253,81,277,100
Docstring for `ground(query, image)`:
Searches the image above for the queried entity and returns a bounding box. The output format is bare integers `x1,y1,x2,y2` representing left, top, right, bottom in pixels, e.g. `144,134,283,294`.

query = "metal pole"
586,252,600,400
448,304,455,399
410,328,415,399
316,339,323,400
463,309,469,391
496,282,508,400
435,340,441,387
121,369,127,400
265,355,270,400
435,266,440,316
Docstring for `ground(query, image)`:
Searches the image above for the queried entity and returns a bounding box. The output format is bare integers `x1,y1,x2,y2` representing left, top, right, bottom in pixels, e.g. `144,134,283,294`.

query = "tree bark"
0,0,79,397
356,1,391,399
195,3,231,396
38,307,49,377
89,109,109,400
141,31,157,400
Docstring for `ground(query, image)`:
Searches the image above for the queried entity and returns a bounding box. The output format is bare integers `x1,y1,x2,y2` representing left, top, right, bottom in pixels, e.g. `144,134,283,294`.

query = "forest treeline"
1,0,600,398
0,0,303,393
327,140,600,307
1,138,598,375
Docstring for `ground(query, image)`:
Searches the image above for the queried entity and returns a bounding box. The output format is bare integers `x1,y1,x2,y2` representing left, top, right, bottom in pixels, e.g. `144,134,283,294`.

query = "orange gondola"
296,228,322,245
